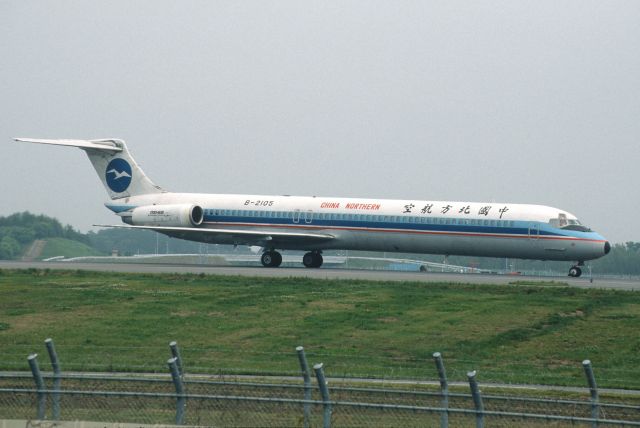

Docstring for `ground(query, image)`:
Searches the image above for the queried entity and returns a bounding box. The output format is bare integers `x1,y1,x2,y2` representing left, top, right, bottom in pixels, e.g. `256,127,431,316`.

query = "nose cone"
604,241,611,255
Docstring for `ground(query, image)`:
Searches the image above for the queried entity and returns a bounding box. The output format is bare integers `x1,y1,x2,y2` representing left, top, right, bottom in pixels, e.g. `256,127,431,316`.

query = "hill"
0,212,91,260
38,237,105,260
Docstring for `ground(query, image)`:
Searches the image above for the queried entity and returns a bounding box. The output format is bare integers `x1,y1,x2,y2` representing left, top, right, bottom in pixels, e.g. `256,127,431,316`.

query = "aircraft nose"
604,241,611,255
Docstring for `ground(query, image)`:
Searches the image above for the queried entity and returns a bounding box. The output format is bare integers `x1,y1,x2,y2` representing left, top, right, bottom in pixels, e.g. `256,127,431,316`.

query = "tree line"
0,211,215,260
0,212,91,259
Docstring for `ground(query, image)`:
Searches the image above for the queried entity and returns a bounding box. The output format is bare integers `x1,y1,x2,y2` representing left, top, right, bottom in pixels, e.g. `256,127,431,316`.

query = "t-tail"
14,138,165,199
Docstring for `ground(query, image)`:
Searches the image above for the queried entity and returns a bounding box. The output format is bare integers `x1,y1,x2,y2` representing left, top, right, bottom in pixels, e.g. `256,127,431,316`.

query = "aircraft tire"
313,253,323,268
303,252,323,268
569,266,582,277
261,251,282,268
302,252,315,268
272,252,282,267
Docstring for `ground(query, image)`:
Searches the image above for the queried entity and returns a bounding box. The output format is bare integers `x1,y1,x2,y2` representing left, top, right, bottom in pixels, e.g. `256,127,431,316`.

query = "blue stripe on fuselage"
202,212,603,241
105,204,138,213
103,205,604,242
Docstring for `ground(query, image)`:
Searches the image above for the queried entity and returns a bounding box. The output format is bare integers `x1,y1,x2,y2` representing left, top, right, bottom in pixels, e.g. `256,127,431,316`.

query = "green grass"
0,269,639,389
38,238,104,259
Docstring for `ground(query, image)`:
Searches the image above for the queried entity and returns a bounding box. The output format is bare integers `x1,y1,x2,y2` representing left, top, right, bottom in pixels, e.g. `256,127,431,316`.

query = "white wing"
94,224,335,247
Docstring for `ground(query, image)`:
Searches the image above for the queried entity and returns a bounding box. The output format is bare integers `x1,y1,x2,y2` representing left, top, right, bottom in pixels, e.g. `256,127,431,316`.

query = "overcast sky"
1,1,639,243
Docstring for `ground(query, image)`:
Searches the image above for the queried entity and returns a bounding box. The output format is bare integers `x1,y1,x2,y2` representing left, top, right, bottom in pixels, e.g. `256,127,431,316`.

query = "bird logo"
107,169,132,180
105,158,132,192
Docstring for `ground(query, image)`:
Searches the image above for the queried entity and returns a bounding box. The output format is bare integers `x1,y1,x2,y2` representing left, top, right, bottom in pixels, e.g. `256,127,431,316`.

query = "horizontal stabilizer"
14,138,122,152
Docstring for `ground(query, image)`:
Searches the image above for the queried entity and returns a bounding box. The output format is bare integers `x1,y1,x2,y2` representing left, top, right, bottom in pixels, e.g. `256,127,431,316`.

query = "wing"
94,224,335,248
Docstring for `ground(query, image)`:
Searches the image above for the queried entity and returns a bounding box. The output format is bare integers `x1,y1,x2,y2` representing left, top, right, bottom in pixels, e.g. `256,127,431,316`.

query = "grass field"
0,269,638,389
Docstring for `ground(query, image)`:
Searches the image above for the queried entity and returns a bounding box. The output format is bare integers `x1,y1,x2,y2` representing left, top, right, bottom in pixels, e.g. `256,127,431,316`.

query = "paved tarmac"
1,260,639,290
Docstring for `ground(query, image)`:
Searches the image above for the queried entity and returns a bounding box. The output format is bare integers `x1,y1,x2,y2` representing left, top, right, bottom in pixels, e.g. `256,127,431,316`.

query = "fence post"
296,346,312,428
45,338,61,420
169,341,184,379
467,370,484,428
314,363,332,428
583,359,599,427
168,357,186,425
433,352,448,428
28,353,46,420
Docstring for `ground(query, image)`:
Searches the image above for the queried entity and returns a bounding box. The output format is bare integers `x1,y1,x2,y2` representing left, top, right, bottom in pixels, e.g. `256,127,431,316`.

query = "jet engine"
125,204,204,227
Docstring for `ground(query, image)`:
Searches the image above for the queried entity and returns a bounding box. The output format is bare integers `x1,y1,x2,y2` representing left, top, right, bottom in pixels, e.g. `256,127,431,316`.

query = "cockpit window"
561,224,592,232
549,215,591,232
549,213,591,232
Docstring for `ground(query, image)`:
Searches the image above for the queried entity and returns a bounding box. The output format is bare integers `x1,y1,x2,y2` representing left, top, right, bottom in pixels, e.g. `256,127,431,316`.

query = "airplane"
14,138,610,277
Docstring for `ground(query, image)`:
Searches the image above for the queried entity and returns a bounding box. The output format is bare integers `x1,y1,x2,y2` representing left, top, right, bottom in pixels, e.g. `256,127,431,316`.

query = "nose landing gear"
568,261,584,277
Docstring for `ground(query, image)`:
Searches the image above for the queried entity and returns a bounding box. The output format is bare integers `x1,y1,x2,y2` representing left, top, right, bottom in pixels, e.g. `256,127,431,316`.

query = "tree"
0,236,21,260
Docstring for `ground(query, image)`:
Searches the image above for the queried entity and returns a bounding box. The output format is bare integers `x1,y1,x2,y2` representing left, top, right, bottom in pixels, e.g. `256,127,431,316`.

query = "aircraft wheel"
272,252,282,267
303,252,323,268
261,251,282,268
302,252,315,268
568,266,582,277
313,253,323,268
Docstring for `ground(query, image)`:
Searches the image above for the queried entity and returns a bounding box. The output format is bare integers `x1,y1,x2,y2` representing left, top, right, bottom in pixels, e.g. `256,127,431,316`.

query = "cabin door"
293,210,301,224
304,210,313,224
528,224,540,240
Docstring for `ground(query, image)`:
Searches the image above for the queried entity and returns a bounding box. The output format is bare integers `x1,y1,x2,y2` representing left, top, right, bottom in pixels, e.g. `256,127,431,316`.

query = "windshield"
561,224,592,232
549,214,592,232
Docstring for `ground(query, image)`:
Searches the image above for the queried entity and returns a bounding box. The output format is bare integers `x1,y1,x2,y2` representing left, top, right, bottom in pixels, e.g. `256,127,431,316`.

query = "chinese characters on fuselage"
404,203,510,219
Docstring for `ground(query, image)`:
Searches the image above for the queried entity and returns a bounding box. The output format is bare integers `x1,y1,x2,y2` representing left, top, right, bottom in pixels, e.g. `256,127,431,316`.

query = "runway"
1,260,639,290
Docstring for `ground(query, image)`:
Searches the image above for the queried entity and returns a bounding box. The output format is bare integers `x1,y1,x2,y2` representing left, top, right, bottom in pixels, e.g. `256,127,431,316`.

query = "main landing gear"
302,251,323,268
260,250,324,268
261,250,282,268
568,261,584,278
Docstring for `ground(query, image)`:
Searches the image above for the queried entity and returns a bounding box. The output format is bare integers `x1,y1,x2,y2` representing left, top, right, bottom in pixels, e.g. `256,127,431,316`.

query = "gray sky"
1,1,639,243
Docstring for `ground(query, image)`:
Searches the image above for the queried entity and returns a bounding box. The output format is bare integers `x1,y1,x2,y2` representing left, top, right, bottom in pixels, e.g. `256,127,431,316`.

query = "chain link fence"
1,340,639,427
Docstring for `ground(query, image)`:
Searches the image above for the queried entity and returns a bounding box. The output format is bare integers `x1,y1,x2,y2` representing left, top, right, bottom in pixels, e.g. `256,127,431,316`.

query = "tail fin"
14,138,165,199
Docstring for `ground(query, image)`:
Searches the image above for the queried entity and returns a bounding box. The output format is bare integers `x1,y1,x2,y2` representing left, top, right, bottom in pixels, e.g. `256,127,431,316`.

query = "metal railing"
1,338,639,427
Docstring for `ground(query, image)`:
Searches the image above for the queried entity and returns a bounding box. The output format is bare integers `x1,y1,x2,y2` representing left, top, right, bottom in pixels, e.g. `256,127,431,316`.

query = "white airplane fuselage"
108,191,609,263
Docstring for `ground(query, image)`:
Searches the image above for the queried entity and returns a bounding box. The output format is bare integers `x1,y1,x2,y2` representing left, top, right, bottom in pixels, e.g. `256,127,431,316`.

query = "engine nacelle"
126,204,204,227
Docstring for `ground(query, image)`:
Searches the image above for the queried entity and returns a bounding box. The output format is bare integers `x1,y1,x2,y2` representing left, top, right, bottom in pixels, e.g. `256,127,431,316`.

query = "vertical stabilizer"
14,138,165,199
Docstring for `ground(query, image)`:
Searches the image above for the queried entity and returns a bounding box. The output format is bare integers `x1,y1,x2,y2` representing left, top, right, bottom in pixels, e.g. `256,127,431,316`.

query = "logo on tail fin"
106,158,132,193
